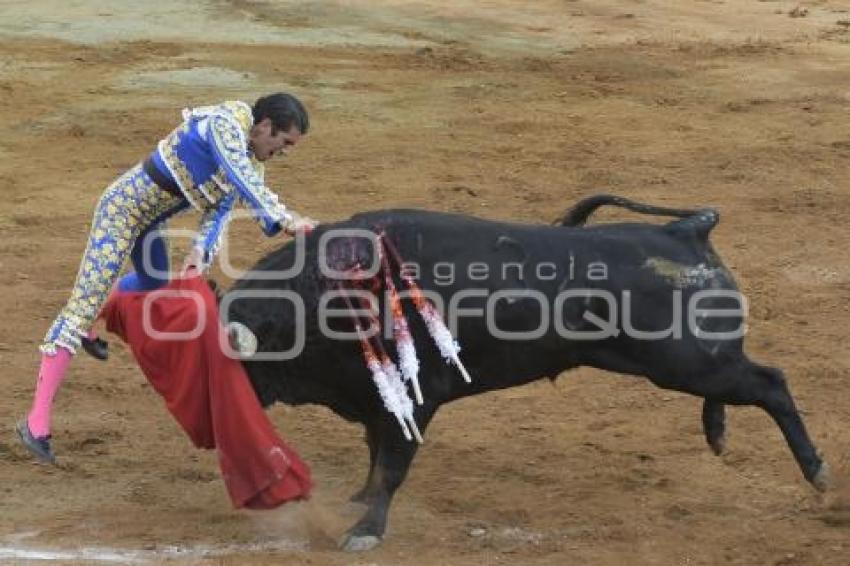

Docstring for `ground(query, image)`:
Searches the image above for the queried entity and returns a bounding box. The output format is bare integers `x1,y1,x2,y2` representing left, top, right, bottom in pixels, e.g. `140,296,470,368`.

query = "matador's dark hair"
252,92,309,135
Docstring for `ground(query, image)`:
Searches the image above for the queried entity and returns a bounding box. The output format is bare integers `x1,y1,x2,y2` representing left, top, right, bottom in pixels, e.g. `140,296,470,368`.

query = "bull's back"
345,209,741,385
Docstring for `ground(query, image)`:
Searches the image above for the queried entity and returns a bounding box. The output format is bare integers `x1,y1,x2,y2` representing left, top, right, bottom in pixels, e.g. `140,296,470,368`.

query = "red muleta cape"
101,275,312,509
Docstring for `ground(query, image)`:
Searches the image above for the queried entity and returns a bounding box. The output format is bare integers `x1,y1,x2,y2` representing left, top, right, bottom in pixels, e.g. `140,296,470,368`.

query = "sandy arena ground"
2,1,850,564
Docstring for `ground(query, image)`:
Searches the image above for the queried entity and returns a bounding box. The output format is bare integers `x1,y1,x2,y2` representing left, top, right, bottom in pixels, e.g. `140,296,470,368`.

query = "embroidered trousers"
41,163,188,354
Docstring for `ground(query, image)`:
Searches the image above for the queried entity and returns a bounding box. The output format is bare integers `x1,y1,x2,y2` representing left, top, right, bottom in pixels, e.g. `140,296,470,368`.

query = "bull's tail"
554,194,709,226
555,193,719,239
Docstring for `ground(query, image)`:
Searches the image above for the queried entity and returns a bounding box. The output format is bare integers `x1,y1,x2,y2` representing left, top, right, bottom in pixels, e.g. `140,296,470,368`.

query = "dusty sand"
1,1,850,564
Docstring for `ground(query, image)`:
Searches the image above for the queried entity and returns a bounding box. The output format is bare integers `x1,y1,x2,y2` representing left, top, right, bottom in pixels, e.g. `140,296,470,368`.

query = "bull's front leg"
341,407,435,552
349,422,380,504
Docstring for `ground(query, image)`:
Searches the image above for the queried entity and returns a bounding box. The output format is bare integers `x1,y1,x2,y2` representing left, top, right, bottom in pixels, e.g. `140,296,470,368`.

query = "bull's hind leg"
342,406,436,552
680,360,827,490
702,400,726,455
728,363,829,491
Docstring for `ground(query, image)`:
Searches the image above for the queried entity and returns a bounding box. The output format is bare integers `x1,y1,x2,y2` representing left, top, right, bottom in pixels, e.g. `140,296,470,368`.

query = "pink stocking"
27,348,73,438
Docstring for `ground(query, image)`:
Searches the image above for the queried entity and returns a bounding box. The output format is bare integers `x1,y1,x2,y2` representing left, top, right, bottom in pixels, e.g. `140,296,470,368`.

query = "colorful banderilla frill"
378,237,423,405
336,232,472,442
338,284,422,443
381,234,472,384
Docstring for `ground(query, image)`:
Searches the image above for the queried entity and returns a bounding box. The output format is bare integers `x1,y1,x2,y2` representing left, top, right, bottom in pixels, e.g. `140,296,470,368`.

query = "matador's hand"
182,247,205,276
285,216,318,236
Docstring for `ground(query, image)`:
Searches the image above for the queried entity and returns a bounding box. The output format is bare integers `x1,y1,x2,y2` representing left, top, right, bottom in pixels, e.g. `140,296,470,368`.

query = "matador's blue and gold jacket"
149,100,293,264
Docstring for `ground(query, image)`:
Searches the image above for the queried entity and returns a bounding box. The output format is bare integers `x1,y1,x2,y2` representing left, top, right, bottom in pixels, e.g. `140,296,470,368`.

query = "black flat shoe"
81,335,109,361
15,419,55,464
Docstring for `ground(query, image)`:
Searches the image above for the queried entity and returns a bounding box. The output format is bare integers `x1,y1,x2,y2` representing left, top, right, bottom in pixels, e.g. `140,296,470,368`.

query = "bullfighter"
17,92,317,463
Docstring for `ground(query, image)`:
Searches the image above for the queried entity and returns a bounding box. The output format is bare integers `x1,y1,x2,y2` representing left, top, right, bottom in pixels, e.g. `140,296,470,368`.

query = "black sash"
142,157,182,198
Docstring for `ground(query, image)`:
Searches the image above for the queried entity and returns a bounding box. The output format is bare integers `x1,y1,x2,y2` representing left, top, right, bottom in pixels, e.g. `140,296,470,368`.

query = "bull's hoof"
812,462,831,492
708,434,726,456
340,534,382,552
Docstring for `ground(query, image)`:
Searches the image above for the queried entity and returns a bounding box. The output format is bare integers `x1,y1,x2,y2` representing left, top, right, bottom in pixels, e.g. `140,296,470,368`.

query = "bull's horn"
227,322,258,357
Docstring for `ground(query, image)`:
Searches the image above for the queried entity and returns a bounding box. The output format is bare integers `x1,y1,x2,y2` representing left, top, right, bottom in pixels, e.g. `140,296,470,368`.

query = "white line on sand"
0,539,307,563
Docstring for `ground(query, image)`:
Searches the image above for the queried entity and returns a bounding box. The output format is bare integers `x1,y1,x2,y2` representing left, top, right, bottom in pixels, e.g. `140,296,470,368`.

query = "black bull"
224,195,827,551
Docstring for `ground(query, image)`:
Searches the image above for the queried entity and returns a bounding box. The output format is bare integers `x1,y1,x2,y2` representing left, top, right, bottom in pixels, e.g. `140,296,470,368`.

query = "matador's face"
249,118,303,162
